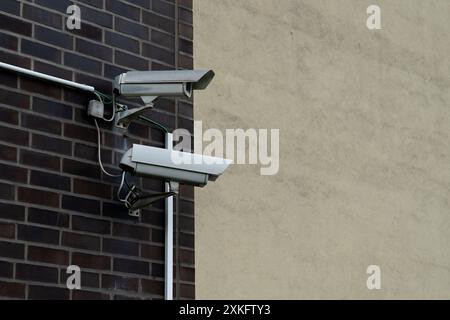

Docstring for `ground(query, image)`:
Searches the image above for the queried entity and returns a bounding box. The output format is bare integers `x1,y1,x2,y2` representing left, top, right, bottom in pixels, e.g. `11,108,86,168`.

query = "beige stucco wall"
193,0,450,299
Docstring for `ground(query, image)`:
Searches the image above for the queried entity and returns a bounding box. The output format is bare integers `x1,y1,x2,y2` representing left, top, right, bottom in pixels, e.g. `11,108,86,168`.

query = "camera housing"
114,69,215,104
119,144,232,187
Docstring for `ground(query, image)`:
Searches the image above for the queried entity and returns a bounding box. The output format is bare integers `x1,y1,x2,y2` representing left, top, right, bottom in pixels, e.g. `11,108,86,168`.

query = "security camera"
114,69,215,105
119,144,232,187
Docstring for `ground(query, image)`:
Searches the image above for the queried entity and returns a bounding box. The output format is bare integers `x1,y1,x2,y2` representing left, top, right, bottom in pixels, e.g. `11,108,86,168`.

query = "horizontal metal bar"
0,61,96,93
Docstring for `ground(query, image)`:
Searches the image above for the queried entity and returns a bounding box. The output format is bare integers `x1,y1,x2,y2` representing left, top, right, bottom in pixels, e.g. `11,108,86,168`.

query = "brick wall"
0,0,195,300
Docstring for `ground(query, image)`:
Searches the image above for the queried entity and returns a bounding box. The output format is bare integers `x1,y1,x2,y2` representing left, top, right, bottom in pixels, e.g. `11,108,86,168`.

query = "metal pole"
0,61,95,92
164,133,174,300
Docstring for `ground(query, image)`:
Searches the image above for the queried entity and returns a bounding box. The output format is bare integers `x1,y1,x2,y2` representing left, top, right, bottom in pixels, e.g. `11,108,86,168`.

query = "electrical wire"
94,118,122,177
117,171,128,202
139,115,169,133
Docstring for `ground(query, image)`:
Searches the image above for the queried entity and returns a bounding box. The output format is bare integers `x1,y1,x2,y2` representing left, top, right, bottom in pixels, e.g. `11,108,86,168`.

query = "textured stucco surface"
193,0,450,299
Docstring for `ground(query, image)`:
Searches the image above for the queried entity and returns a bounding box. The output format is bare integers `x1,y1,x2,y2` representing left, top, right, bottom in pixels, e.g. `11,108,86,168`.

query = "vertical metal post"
164,133,174,300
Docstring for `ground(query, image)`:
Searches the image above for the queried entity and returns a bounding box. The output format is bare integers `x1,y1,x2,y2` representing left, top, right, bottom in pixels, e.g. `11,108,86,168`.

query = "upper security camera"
114,69,215,105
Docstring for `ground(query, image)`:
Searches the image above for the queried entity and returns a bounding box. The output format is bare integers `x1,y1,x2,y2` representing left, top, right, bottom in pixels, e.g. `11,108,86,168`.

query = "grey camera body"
119,144,232,187
114,70,215,103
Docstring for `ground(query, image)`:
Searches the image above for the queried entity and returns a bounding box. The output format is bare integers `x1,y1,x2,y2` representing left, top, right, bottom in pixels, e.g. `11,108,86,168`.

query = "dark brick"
64,123,97,143
179,22,193,40
32,134,72,156
179,54,193,70
1,51,31,70
115,50,149,70
35,25,73,50
0,163,27,183
21,112,61,135
151,262,164,277
0,240,24,259
0,0,20,15
28,207,69,228
151,228,164,243
180,199,194,215
102,274,138,292
35,0,71,13
180,283,194,299
178,7,192,24
28,285,69,300
180,232,194,249
23,4,62,29
115,16,149,40
16,263,59,283
30,170,71,191
179,38,193,55
73,179,111,199
0,71,18,88
28,246,69,265
79,4,113,28
103,238,139,257
34,61,73,80
20,77,62,99
76,38,113,62
60,271,99,289
33,97,73,120
178,0,192,9
180,266,195,282
0,280,25,299
151,29,174,50
73,290,109,300
141,279,164,295
178,101,193,119
18,224,59,245
62,231,100,251
77,0,103,8
180,216,194,232
21,39,61,63
0,222,15,239
74,143,111,164
0,261,13,278
0,106,18,124
0,31,18,50
63,158,100,179
141,211,165,229
18,187,60,208
72,252,111,270
113,294,140,300
152,0,175,18
143,11,174,34
62,195,100,215
126,0,151,8
102,202,135,220
113,222,149,241
105,31,139,54
180,185,194,199
0,126,29,146
20,149,60,171
180,249,194,265
64,52,102,75
0,182,15,200
72,215,111,234
69,22,103,42
0,13,32,36
106,0,140,20
113,258,149,275
0,202,25,221
104,64,128,80
142,178,164,192
141,244,164,260
0,144,16,162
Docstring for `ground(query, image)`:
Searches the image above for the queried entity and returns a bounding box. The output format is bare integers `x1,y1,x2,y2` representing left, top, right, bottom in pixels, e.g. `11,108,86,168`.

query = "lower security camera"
119,144,232,187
